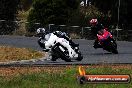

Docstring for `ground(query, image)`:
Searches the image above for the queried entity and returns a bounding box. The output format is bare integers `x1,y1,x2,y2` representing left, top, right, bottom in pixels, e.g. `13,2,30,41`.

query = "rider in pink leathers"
89,19,105,49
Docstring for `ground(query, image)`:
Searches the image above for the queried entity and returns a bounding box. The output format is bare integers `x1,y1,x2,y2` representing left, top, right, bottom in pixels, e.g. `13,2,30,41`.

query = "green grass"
0,66,132,88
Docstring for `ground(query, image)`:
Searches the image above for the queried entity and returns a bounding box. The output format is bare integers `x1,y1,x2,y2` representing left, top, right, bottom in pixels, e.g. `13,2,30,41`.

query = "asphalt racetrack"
0,35,132,66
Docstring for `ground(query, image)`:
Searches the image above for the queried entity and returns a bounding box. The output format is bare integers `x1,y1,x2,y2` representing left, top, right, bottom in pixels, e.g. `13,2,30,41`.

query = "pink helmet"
90,19,98,25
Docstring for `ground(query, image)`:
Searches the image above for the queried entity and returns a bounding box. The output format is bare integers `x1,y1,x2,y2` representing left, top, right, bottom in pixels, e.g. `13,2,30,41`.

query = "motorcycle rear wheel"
51,55,58,61
76,52,83,61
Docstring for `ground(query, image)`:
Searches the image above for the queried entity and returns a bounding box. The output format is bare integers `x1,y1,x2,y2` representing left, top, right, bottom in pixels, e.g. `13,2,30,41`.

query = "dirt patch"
0,66,68,79
0,46,45,62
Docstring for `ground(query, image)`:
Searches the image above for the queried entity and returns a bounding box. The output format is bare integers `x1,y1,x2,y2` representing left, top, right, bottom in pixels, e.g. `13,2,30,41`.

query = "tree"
0,0,19,34
90,0,115,27
27,0,80,32
80,5,103,26
20,0,32,11
91,0,128,28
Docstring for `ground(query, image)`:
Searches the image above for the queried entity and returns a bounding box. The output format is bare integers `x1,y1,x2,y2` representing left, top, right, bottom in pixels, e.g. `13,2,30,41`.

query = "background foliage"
27,0,80,32
0,0,19,34
0,0,132,40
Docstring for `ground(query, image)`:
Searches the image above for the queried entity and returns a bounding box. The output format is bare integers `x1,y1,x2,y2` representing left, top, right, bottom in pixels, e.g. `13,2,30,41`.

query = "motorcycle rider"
53,31,79,48
37,28,48,49
89,18,105,49
37,28,76,58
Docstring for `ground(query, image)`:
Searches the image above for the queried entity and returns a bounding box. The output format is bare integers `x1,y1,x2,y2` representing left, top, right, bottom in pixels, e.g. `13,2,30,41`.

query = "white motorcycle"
48,38,83,62
37,30,83,62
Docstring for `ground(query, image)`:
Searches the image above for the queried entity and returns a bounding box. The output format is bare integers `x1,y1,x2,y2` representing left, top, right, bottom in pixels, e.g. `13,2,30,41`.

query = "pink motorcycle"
97,28,118,54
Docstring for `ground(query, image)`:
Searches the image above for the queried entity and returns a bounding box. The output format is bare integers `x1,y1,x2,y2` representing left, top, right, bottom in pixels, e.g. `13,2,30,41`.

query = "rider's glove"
43,49,50,52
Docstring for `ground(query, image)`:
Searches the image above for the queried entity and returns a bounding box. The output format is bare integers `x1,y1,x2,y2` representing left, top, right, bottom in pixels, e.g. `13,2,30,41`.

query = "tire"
51,55,58,61
64,58,71,62
76,52,83,61
58,51,71,62
112,49,118,54
112,41,117,49
63,55,71,62
110,41,118,54
52,43,72,62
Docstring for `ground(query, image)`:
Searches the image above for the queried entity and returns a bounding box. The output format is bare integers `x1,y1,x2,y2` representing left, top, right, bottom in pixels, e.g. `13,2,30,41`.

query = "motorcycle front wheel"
110,41,118,54
76,52,83,61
